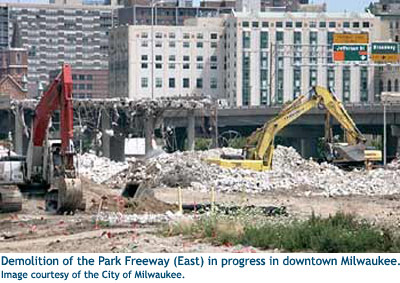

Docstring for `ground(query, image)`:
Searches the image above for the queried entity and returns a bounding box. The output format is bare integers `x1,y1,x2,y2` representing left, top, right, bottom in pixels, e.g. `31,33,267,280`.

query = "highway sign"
333,45,368,62
371,42,400,62
333,33,369,44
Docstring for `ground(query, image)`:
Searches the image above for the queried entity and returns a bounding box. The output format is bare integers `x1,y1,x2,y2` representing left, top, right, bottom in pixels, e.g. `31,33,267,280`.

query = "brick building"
49,68,109,99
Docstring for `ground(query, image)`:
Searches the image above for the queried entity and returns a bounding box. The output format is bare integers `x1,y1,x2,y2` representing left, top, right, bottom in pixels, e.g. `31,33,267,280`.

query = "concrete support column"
187,110,195,151
300,138,319,159
144,115,154,156
14,108,24,155
101,109,111,158
389,125,400,158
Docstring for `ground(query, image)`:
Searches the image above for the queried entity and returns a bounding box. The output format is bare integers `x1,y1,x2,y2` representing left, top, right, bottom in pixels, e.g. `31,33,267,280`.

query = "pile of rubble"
78,153,131,184
107,146,400,197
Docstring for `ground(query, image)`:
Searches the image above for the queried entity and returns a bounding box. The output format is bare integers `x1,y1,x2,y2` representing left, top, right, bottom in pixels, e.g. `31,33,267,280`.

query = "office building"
0,2,118,95
225,12,382,106
109,17,225,99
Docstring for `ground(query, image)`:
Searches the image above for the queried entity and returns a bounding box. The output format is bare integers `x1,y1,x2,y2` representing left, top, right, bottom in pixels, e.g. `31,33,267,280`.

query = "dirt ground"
1,179,400,253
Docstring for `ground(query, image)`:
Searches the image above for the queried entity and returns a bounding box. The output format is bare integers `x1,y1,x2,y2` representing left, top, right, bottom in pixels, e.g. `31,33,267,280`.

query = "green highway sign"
333,45,368,62
371,42,400,62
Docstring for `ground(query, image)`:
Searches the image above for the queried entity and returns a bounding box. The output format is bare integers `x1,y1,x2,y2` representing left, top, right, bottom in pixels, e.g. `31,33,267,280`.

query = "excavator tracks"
0,186,23,213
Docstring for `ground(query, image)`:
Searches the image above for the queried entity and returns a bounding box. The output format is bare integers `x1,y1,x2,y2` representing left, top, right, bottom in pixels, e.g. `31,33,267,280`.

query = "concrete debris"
78,153,131,184
93,212,180,225
108,146,400,197
11,96,213,116
0,146,16,158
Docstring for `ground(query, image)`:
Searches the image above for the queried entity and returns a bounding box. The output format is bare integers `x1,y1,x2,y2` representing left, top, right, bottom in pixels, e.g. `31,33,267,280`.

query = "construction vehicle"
207,86,382,171
0,64,84,213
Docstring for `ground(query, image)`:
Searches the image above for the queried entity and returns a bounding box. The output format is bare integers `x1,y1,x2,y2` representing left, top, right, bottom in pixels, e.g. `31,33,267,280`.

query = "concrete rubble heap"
78,153,131,184
106,146,400,197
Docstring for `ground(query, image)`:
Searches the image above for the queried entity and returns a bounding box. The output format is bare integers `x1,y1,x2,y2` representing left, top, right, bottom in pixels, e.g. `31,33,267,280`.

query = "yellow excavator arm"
207,86,376,171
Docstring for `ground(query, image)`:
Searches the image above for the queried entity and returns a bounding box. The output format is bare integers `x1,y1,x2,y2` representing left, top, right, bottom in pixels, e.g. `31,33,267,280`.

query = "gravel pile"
107,146,400,197
78,153,131,184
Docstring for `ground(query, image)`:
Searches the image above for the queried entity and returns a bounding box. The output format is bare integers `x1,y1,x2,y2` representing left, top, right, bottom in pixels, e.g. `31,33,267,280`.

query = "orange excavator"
0,64,84,213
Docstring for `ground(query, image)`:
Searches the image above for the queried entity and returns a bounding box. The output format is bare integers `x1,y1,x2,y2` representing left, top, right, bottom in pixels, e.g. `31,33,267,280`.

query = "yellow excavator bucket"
365,149,382,162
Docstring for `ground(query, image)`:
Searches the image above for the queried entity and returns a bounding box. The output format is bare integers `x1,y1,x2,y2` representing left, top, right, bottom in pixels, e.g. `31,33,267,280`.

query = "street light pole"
383,101,387,167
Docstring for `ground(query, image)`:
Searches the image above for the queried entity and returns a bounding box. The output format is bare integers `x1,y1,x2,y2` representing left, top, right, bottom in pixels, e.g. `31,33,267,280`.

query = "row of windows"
140,41,218,49
242,20,370,29
141,32,219,40
72,74,93,80
72,83,93,90
141,63,218,70
141,55,218,62
141,77,218,89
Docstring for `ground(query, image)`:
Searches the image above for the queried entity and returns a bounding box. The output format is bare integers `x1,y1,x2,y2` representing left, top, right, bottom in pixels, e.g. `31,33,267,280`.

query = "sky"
312,0,373,12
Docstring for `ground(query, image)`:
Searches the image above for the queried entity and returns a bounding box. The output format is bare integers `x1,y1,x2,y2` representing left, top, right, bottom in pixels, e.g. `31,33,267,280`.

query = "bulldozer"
207,86,381,171
0,64,84,213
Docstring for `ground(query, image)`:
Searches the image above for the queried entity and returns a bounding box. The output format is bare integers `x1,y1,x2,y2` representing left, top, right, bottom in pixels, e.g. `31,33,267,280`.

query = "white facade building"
225,12,383,106
109,17,225,99
110,11,385,106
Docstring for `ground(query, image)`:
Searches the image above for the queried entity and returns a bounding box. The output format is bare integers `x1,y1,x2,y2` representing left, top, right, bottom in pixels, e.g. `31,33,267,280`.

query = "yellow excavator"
207,86,382,171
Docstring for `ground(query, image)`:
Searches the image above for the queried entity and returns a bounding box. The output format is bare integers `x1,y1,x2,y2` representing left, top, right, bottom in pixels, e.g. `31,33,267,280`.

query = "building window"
183,78,190,88
295,21,302,28
169,32,176,38
183,42,190,48
183,33,190,39
87,75,93,80
197,33,203,39
155,78,162,88
327,32,334,50
168,63,175,69
183,56,190,61
327,68,335,89
87,84,93,90
276,31,284,45
169,41,176,47
196,78,203,89
260,31,268,49
141,77,148,88
79,74,85,80
141,63,148,69
285,21,293,28
360,67,368,102
169,55,176,61
262,21,269,28
310,21,317,28
343,22,350,28
211,42,217,48
293,68,301,99
197,42,203,48
242,52,251,106
363,22,370,28
155,55,162,61
197,64,203,69
196,56,203,62
260,51,268,105
243,31,250,49
329,21,336,28
210,77,217,89
211,33,218,40
395,79,399,92
353,22,360,28
319,22,326,28
276,21,283,28
242,21,249,28
155,63,162,69
169,78,175,88
388,79,392,92
155,41,162,48
155,32,162,38
309,68,317,87
252,21,259,28
142,55,148,61
141,32,148,38
343,67,351,102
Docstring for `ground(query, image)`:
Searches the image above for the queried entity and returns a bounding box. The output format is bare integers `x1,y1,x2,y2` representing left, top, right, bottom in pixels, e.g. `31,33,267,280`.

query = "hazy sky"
312,0,373,12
